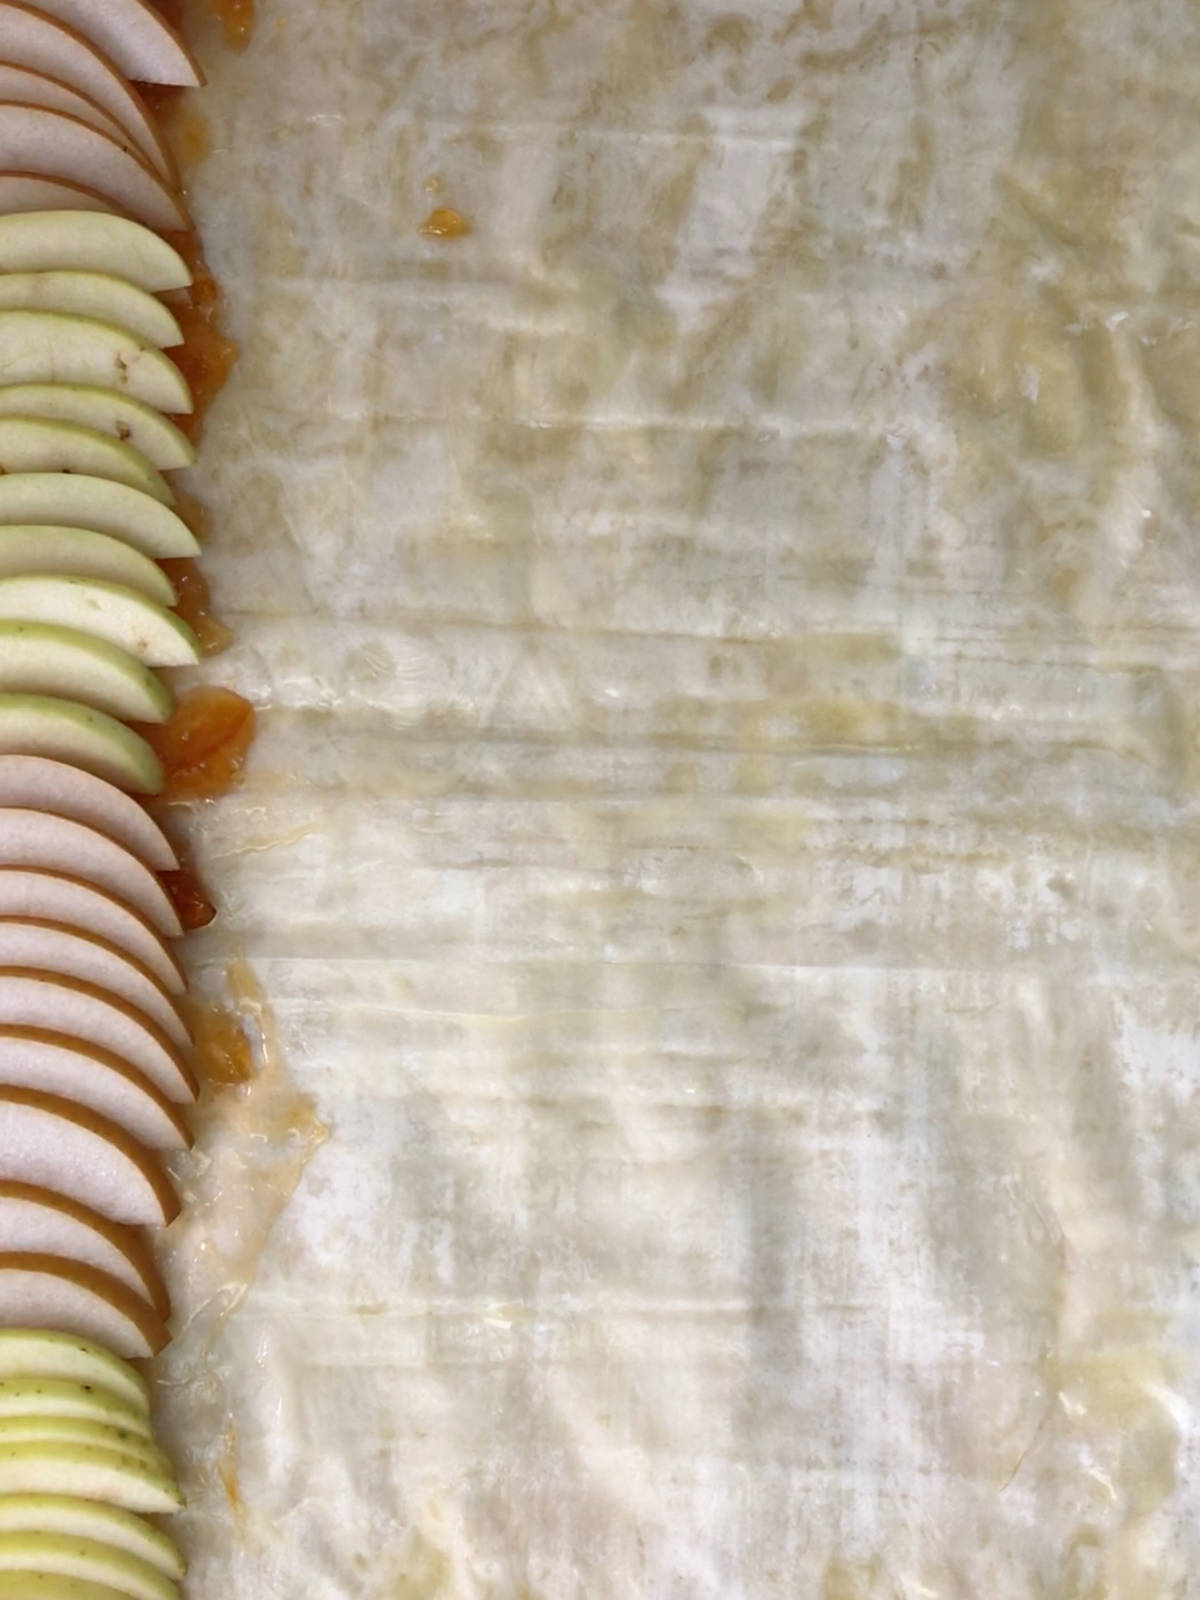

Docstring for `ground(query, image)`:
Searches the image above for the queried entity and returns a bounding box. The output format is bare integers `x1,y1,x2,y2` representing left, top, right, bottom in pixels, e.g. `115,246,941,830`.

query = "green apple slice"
0,176,117,218
0,1256,170,1362
0,1423,167,1479
0,1333,146,1415
0,926,185,1046
0,1032,189,1153
0,107,186,235
0,217,188,294
0,316,190,415
0,4,175,181
0,390,193,472
0,626,170,724
0,529,174,607
0,580,196,669
0,758,175,870
0,696,163,795
25,0,202,88
0,812,177,935
0,1440,179,1513
0,877,182,995
0,1181,169,1312
0,1380,148,1438
0,479,197,560
0,1497,181,1579
0,1530,176,1600
0,68,133,150
0,422,169,503
0,277,181,351
0,1571,138,1599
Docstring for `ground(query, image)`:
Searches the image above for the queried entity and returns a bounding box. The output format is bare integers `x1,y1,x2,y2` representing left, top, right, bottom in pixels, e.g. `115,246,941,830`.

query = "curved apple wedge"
0,925,186,1047
0,1255,170,1361
0,1499,182,1581
0,391,192,473
0,215,188,293
0,1422,167,1478
0,579,196,668
0,1088,178,1225
0,813,177,935
0,174,117,216
0,1379,149,1437
0,698,163,795
0,420,169,501
0,1182,167,1312
0,974,194,1102
21,0,202,88
0,1031,188,1155
0,529,174,607
0,315,190,415
0,4,175,181
0,106,185,234
0,626,170,726
0,67,134,150
0,274,181,349
0,1570,142,1599
0,478,197,560
0,877,182,995
0,1529,177,1600
0,1332,147,1414
0,759,175,871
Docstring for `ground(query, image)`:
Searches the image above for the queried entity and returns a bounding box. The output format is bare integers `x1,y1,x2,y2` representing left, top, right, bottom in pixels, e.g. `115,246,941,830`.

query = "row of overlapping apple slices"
0,3,230,1597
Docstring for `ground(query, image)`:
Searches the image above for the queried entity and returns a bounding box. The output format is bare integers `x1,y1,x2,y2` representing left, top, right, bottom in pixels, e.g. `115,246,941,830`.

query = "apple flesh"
0,1379,149,1438
0,313,191,415
0,924,187,1047
0,877,182,996
0,633,170,728
0,390,193,473
0,1497,182,1581
0,274,181,349
0,530,174,609
0,215,189,294
0,419,170,502
0,812,178,934
0,697,163,795
0,1182,168,1312
0,759,175,871
0,1256,170,1362
30,0,202,89
0,579,196,670
0,1332,146,1416
0,67,136,151
0,477,198,560
0,1528,177,1600
0,174,117,217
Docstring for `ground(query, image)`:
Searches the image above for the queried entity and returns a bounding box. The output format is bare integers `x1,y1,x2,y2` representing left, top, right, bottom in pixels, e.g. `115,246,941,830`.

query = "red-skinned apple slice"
0,172,117,214
0,973,194,1102
0,812,178,935
0,759,175,870
0,66,133,148
22,0,202,88
0,4,175,180
0,875,182,995
0,1181,167,1311
0,105,186,233
0,1028,189,1152
0,924,187,1047
0,1254,169,1361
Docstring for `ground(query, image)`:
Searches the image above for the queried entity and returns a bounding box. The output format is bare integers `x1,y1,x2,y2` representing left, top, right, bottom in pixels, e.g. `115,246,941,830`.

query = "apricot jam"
162,558,233,655
162,233,238,443
420,207,473,240
152,0,253,52
160,865,217,931
189,1000,254,1085
137,687,256,801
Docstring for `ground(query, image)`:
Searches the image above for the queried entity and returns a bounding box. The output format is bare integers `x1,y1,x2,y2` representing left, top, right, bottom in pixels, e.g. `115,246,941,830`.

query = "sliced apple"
0,1498,182,1581
0,974,193,1102
0,276,180,350
0,529,174,607
0,877,182,995
0,1182,167,1311
0,698,163,795
0,1435,180,1511
0,215,188,293
0,1379,149,1437
0,5,175,181
0,66,134,150
0,478,197,560
0,314,190,415
0,173,116,216
0,390,192,473
0,1529,176,1600
0,579,196,669
0,815,177,936
20,0,202,88
0,421,169,502
0,1567,147,1598
0,1255,170,1362
0,1331,146,1414
0,758,175,871
0,925,186,1047
0,631,170,726
0,1422,168,1478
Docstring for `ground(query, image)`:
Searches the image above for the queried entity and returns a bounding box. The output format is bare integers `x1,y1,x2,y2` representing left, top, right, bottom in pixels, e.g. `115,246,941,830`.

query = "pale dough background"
149,1,1200,1595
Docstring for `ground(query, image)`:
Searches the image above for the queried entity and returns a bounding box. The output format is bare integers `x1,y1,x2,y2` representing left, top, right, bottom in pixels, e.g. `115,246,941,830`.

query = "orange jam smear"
189,999,255,1085
420,207,473,239
162,232,239,444
162,558,234,655
160,864,217,931
137,687,256,802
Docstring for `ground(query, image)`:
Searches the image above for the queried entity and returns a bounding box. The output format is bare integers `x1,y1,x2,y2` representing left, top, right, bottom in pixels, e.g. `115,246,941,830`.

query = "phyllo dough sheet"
155,2,1200,1594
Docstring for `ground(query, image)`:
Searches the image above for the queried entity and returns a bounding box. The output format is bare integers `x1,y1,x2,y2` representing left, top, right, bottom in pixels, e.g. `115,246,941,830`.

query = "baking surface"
155,2,1200,1594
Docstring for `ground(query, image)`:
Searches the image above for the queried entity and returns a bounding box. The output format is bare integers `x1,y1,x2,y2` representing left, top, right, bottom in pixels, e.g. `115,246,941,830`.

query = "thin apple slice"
0,314,190,415
0,1499,182,1581
0,421,169,502
0,5,175,181
0,1437,179,1511
19,0,201,89
0,759,175,871
0,629,171,724
0,530,174,608
0,1088,178,1225
0,925,186,1047
0,391,192,473
0,1423,167,1479
0,1255,169,1362
0,974,194,1102
0,1332,146,1414
0,1530,176,1600
0,877,182,995
0,816,176,937
0,1182,167,1311
0,478,197,560
0,1570,139,1598
0,1031,187,1154
0,66,134,149
0,107,185,234
0,698,163,795
0,277,180,350
0,1380,148,1437
0,215,188,293
0,174,116,216
0,580,196,668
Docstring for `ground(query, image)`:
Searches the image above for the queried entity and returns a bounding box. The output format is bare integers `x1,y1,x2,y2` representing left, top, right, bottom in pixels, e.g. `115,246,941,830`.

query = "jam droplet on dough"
420,207,473,240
